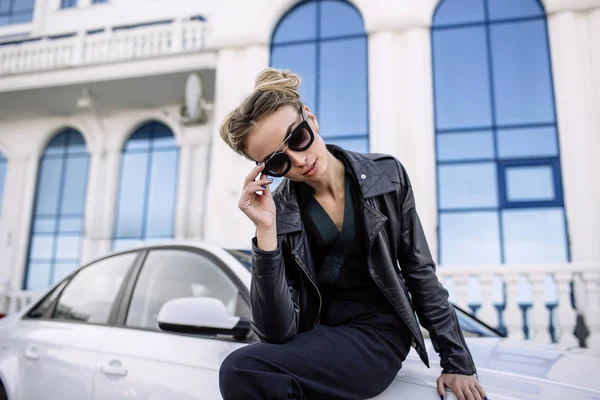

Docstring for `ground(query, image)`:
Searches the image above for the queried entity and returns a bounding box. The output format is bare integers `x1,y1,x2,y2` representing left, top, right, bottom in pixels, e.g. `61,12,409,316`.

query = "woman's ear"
304,105,319,134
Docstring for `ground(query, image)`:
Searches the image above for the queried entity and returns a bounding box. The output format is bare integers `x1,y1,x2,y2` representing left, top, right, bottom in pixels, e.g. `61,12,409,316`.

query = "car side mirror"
157,297,251,340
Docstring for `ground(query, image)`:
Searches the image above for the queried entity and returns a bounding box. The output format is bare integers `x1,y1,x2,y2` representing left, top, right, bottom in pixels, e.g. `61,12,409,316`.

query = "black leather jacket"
250,145,477,375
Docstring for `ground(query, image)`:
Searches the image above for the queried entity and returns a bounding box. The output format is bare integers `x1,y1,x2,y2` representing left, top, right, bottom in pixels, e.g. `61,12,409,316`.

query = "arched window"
25,129,90,290
0,152,6,214
270,0,369,153
432,0,568,265
113,121,179,251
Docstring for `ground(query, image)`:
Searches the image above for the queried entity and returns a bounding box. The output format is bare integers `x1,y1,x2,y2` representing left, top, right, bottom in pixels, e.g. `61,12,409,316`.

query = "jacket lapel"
273,146,396,245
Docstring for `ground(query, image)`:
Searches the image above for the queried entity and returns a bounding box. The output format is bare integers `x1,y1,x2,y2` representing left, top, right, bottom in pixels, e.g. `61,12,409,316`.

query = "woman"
218,68,488,400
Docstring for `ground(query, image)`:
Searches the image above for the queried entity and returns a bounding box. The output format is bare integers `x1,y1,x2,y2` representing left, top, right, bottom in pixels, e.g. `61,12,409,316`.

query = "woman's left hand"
436,373,488,400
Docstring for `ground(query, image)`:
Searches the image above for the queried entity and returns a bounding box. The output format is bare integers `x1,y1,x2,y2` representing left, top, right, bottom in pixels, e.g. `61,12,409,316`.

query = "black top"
296,153,392,318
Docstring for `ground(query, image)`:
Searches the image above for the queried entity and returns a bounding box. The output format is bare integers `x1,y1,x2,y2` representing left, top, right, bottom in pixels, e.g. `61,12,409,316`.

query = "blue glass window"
0,0,35,26
113,121,179,251
270,0,369,153
432,0,568,264
24,129,90,290
60,0,76,9
0,153,6,214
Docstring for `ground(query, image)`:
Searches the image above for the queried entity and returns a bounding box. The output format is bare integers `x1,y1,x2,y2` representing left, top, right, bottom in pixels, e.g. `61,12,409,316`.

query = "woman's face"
245,105,329,183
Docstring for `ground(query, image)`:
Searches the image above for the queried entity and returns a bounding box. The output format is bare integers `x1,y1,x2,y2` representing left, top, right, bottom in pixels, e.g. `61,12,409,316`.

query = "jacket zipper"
294,256,322,328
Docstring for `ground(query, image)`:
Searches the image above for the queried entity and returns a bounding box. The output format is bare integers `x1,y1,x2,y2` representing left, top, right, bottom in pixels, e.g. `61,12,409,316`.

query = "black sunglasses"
258,111,315,177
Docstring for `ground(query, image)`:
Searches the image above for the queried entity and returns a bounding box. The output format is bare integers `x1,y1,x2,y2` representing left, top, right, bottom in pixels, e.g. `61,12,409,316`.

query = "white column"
554,271,579,347
203,45,269,248
368,26,438,261
582,271,600,349
529,273,552,343
173,124,213,241
7,153,39,290
179,123,213,240
504,273,525,340
174,143,193,239
547,10,600,263
90,146,121,258
587,7,600,247
453,274,470,310
478,274,497,328
80,146,105,264
0,156,30,291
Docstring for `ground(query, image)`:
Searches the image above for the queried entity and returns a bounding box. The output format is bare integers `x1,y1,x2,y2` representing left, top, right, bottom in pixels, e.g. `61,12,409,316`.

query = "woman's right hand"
238,163,276,230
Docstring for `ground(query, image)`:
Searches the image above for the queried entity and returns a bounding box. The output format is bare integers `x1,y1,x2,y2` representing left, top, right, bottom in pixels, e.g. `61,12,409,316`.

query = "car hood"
393,338,600,400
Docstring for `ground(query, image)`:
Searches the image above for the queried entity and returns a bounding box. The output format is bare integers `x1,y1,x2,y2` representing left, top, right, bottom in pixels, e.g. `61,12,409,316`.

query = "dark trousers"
219,300,412,400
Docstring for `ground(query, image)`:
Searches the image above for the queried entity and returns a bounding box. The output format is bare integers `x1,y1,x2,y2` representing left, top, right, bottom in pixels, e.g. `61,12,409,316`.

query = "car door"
92,246,253,400
12,251,139,400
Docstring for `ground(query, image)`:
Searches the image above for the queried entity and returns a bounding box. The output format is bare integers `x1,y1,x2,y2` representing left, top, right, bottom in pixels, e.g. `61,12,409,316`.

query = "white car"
0,241,599,400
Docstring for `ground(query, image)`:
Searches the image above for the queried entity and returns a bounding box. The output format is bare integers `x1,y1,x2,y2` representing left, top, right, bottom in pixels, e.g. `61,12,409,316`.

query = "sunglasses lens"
288,124,312,150
266,153,290,176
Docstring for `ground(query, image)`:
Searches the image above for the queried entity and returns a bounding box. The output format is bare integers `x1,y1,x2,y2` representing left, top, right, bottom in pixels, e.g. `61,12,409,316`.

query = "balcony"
0,17,215,91
1,263,599,350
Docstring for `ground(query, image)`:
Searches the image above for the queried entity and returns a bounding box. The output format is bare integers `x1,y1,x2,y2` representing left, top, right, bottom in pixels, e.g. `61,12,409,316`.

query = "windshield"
225,249,502,339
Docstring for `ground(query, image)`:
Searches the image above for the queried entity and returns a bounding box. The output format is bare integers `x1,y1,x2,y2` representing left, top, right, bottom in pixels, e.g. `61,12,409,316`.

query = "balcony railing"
1,263,599,350
438,263,600,349
0,17,210,76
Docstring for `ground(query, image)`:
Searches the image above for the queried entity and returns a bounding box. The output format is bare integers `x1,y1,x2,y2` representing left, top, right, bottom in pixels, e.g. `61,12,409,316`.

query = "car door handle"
100,360,128,377
24,346,40,361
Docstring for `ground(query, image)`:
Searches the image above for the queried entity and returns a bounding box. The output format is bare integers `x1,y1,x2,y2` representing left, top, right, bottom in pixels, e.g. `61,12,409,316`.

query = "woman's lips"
304,159,318,176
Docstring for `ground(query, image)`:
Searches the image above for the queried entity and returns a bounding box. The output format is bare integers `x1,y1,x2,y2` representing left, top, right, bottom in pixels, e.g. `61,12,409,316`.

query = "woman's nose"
286,149,307,167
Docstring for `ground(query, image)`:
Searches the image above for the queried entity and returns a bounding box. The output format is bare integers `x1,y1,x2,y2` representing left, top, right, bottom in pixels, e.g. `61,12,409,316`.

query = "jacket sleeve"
249,237,300,344
395,160,477,376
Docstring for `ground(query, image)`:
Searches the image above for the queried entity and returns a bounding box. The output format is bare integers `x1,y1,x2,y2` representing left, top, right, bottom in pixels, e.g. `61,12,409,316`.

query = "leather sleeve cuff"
251,237,283,276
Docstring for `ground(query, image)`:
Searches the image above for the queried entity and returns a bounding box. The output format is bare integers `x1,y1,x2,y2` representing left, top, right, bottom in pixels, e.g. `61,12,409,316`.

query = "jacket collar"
273,145,396,236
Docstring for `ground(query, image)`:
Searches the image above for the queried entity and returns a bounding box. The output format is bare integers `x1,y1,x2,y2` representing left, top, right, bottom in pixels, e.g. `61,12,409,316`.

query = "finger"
436,377,446,399
474,381,488,400
245,179,273,194
250,178,274,187
469,385,483,400
244,184,269,195
461,385,475,400
452,385,467,400
243,163,266,188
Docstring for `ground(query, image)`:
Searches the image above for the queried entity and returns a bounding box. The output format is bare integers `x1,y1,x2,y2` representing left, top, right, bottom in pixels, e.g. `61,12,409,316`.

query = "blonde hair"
220,67,303,159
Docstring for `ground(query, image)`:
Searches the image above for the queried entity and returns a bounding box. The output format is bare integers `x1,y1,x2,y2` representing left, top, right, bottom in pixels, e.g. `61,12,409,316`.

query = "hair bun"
254,67,301,99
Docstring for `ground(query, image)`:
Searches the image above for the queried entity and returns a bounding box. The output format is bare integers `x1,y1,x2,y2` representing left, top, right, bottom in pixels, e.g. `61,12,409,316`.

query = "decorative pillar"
546,8,600,263
174,123,213,240
478,274,498,328
529,273,552,343
555,271,579,346
504,273,525,340
7,151,38,291
582,271,600,349
203,44,270,248
174,141,194,240
367,26,438,260
89,144,122,258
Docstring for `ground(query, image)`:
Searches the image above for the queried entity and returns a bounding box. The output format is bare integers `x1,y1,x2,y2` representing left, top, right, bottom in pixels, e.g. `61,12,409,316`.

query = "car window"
125,249,249,330
51,252,137,324
420,306,501,339
26,279,70,319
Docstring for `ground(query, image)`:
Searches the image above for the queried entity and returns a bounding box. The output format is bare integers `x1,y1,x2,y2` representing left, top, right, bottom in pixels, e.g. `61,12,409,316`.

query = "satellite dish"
185,72,205,122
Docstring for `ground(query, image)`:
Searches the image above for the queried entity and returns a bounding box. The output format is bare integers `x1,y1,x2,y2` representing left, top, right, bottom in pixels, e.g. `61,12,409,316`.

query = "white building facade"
0,0,599,348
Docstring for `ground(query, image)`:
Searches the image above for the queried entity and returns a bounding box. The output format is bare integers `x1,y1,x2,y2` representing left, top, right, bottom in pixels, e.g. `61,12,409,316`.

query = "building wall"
0,0,599,292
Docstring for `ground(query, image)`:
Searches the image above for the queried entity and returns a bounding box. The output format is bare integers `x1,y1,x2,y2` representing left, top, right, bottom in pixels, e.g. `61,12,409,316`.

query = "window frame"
431,0,570,264
112,245,252,341
22,250,145,328
497,158,564,209
269,0,370,152
112,121,180,250
23,128,91,290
